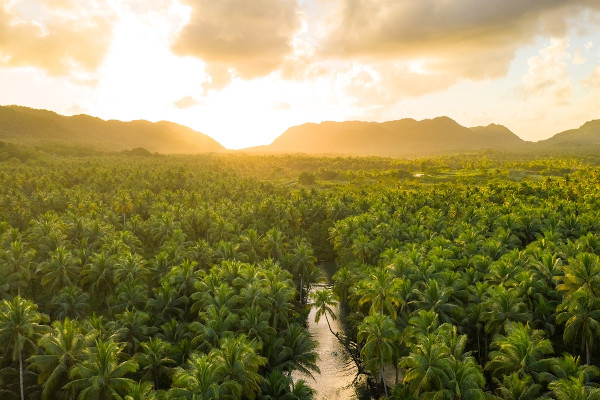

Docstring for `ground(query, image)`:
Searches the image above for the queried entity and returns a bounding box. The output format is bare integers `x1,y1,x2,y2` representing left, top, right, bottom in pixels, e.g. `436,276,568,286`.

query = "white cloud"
516,38,572,104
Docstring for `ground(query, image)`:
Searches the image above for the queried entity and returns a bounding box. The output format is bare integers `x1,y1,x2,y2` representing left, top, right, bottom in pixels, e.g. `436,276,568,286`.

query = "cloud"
172,0,301,80
273,101,291,110
0,1,115,76
313,0,600,94
583,66,600,88
174,95,199,109
573,48,587,65
516,38,572,104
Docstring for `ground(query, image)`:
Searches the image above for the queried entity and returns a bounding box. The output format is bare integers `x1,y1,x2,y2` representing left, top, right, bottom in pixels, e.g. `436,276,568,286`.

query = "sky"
1,0,600,149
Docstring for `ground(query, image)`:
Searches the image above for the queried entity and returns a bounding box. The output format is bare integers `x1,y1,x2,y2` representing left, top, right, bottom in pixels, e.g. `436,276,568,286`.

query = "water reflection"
293,283,371,400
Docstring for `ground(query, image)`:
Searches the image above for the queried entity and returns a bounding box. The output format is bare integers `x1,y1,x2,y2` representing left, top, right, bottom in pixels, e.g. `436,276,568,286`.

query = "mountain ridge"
1,105,599,156
0,105,225,154
247,116,528,157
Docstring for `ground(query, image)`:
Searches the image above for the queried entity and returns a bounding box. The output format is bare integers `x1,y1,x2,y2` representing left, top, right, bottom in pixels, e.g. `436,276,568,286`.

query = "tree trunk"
586,339,591,384
381,366,388,397
477,328,481,364
19,350,24,400
324,313,365,375
587,339,591,365
484,332,488,362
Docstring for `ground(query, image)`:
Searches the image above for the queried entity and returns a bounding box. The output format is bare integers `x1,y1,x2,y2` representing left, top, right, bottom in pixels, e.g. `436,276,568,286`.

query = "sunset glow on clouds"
1,0,600,149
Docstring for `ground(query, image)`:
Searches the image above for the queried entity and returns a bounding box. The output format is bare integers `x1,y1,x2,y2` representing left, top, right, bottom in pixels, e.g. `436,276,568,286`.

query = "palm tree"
125,381,156,400
65,339,138,400
135,338,175,390
401,333,450,396
0,296,49,400
549,376,600,400
291,380,316,400
49,286,91,320
114,252,148,286
265,279,296,330
331,266,353,301
259,370,294,400
0,240,35,296
263,228,285,261
81,251,117,316
280,323,320,378
216,335,267,400
485,322,555,385
357,266,403,318
168,351,222,399
114,191,133,225
358,313,398,396
482,286,531,337
558,253,600,299
40,246,79,295
432,357,486,400
111,309,154,356
291,242,318,304
493,373,543,400
29,318,92,400
410,279,461,325
556,290,600,367
311,288,338,337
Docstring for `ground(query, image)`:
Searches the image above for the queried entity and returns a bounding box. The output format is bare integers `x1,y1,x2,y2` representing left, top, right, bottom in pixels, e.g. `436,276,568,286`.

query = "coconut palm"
29,318,92,400
135,338,175,390
556,290,600,367
401,333,451,396
49,286,91,320
280,323,320,378
549,376,600,400
40,246,79,295
358,313,398,396
311,288,338,337
356,266,403,318
216,335,267,400
125,381,156,400
432,356,486,400
558,253,600,299
168,351,222,399
0,296,49,400
65,339,138,400
485,322,555,385
291,242,318,304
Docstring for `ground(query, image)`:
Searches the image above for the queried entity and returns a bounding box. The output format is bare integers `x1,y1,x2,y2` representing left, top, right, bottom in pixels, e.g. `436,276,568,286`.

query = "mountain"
538,120,600,148
247,117,526,156
0,106,225,153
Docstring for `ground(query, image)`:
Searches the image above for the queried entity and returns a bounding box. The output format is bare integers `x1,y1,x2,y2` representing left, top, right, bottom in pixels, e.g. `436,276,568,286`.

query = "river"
293,261,372,400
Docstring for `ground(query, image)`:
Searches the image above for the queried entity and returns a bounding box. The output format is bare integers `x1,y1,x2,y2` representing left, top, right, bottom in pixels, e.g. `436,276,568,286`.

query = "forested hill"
246,117,527,156
538,119,600,148
0,105,225,153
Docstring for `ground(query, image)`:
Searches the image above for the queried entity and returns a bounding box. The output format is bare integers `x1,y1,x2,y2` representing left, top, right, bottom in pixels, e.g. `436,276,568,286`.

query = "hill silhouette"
538,120,600,148
0,106,224,153
2,105,599,157
247,117,526,156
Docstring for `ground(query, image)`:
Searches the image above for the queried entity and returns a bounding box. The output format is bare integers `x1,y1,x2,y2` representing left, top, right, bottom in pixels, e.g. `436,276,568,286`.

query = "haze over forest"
1,105,600,157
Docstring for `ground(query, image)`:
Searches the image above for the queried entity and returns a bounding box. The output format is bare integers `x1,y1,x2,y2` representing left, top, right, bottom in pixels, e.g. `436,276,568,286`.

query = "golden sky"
1,0,600,149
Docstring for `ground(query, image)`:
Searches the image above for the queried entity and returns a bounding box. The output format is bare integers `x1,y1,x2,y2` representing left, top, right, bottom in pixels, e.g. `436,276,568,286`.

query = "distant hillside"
0,106,225,153
247,117,526,156
538,120,600,148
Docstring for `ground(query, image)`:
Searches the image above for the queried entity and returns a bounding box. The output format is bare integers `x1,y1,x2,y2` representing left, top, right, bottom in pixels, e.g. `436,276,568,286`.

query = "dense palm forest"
1,145,600,399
